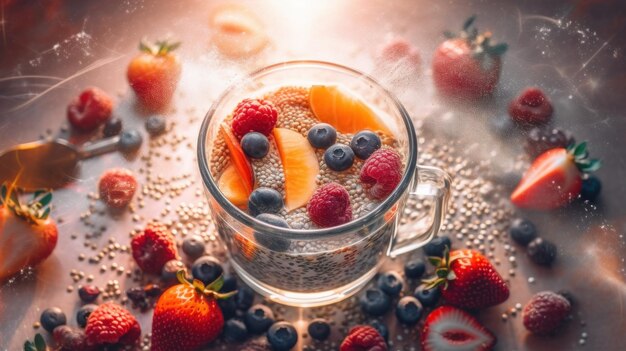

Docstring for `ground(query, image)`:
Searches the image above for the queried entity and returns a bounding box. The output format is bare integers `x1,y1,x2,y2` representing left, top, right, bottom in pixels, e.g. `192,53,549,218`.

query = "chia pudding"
207,85,408,293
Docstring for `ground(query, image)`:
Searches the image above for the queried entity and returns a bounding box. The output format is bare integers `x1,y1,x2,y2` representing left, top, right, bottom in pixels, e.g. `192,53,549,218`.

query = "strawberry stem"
175,270,237,300
566,142,601,173
139,39,181,56
1,182,52,223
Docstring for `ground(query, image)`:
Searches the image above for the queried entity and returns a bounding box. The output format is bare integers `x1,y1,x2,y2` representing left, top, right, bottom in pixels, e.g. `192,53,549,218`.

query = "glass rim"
197,60,418,240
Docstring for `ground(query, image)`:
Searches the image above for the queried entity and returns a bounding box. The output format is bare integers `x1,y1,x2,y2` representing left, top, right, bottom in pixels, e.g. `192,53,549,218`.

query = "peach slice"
210,4,268,58
220,123,254,194
217,163,250,207
273,128,319,211
309,85,392,135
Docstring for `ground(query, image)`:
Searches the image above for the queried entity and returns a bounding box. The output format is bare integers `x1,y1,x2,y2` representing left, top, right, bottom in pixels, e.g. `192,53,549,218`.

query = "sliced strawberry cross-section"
421,306,496,351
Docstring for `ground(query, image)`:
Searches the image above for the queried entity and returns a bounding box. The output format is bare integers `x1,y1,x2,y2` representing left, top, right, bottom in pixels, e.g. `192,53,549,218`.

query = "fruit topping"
359,148,403,200
511,142,601,210
218,163,250,207
404,258,426,279
191,255,224,286
525,127,574,158
522,291,571,335
308,319,331,341
85,302,140,346
423,235,452,257
40,307,67,333
324,144,355,172
267,321,298,351
53,325,95,351
309,85,392,135
245,304,275,334
220,123,254,194
414,284,441,307
181,234,206,260
248,187,283,216
527,237,557,266
421,306,496,351
581,175,602,201
359,288,391,317
395,296,423,325
78,285,101,303
76,304,97,328
307,123,337,149
273,128,319,211
131,222,178,274
145,115,167,136
210,3,268,58
241,132,270,159
103,117,123,137
223,319,248,342
508,218,538,246
340,325,388,351
376,271,404,296
307,182,352,228
350,130,381,159
509,87,554,125
67,87,113,132
98,168,137,208
232,98,278,139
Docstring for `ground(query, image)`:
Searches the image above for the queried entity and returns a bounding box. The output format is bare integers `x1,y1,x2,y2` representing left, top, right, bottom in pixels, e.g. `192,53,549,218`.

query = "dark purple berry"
527,237,557,266
525,127,574,158
103,117,122,137
78,285,100,303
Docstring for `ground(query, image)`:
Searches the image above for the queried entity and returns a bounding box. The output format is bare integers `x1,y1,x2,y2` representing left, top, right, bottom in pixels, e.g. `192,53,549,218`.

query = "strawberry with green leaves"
424,248,509,310
151,271,236,351
511,142,601,210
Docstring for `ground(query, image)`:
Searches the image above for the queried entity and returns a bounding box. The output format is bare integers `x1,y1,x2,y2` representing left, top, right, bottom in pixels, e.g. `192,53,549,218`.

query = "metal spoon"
0,130,142,190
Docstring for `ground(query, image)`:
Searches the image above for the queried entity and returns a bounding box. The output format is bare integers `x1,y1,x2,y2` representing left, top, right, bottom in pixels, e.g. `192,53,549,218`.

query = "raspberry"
522,291,571,335
359,148,403,200
340,325,388,351
508,87,553,125
231,98,278,139
67,87,113,132
85,302,141,346
307,182,352,228
98,168,138,208
131,222,178,274
53,325,96,351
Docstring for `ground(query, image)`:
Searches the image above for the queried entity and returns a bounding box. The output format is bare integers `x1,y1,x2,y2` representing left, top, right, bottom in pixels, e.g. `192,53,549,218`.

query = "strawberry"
131,222,178,274
432,16,507,99
98,168,138,208
340,325,387,351
0,184,57,282
127,40,182,111
85,302,141,346
424,249,509,310
151,271,235,351
511,142,601,210
421,306,496,351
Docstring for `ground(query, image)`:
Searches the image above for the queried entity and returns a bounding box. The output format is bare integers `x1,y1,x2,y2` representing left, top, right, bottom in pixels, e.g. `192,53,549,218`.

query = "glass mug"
198,61,451,307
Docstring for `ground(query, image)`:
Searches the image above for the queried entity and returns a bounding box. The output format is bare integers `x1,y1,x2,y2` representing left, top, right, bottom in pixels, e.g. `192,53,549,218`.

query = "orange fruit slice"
210,4,268,58
273,128,319,211
220,123,254,194
309,85,392,135
217,163,250,207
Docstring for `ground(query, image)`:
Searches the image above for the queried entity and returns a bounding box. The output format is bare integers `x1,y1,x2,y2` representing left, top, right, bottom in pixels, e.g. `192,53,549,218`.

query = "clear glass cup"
198,61,451,307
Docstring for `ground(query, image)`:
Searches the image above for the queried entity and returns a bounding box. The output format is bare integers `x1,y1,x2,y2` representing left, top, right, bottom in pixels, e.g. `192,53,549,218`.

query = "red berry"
85,302,140,346
359,148,403,200
340,325,387,351
53,325,96,351
307,182,352,228
231,98,278,139
509,88,553,125
131,222,178,274
67,87,113,132
98,168,137,208
522,291,571,335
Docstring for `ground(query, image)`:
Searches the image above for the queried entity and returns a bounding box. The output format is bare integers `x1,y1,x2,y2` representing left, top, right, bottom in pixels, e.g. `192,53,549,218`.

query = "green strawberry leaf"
573,142,587,158
581,159,601,172
205,275,224,292
436,269,448,278
463,15,476,31
488,43,508,56
34,334,46,351
24,341,36,351
428,257,442,267
0,183,8,205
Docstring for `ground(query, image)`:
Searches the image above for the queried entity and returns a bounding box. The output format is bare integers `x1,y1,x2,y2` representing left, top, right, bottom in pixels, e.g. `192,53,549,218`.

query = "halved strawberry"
220,123,254,194
511,142,600,210
421,306,496,351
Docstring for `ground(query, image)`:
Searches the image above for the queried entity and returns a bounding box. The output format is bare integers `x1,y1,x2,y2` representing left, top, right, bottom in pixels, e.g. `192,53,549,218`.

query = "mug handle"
388,164,451,258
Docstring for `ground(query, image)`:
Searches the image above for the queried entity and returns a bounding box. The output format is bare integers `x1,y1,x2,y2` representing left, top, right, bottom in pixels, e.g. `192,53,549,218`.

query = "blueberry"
527,237,557,266
255,214,291,252
581,176,602,201
395,296,423,325
376,271,404,296
218,298,238,320
76,304,97,328
224,318,248,342
182,235,206,259
267,321,298,351
414,284,441,307
324,144,355,171
359,288,391,316
404,259,426,279
248,188,284,216
78,285,100,303
161,259,186,283
245,304,275,334
369,320,388,342
235,286,255,311
40,307,67,332
423,235,451,257
145,115,166,136
350,130,381,159
241,132,270,159
307,318,330,341
221,274,238,293
509,218,538,246
191,256,224,285
118,129,143,152
144,283,162,297
307,123,337,149
103,117,122,137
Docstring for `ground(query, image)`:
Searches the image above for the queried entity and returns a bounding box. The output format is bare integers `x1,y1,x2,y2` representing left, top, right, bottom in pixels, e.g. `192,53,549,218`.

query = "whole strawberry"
98,168,137,208
340,325,387,351
131,222,178,274
127,40,182,111
424,249,509,310
0,184,57,282
85,302,141,346
522,291,571,335
151,271,235,351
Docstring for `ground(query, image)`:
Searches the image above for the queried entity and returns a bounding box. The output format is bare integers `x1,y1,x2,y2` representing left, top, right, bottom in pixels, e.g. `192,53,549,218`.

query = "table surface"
1,1,626,350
